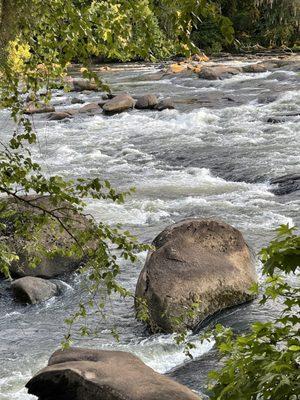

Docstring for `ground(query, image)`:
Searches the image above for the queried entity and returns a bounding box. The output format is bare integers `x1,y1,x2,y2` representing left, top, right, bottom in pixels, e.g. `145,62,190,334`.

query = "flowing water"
0,57,299,399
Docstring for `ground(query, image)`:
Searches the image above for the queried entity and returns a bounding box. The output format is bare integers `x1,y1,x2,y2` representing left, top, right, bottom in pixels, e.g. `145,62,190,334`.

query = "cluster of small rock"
24,77,175,120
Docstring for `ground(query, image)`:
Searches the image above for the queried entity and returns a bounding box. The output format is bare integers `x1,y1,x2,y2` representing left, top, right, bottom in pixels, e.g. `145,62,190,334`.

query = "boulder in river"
135,218,257,333
198,65,242,80
155,98,175,111
24,102,55,115
71,97,85,104
77,102,102,114
48,111,73,121
102,94,135,114
26,347,201,400
69,78,99,92
135,94,158,110
0,196,93,278
270,173,300,195
242,63,268,73
11,276,60,304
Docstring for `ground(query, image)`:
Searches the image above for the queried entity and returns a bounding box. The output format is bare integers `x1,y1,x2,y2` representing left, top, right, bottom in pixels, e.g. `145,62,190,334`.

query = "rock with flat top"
25,102,55,114
26,347,202,400
198,65,242,80
102,94,135,114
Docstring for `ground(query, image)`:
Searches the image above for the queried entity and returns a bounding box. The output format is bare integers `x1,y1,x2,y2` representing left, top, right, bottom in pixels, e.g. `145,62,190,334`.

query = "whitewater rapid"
0,58,299,399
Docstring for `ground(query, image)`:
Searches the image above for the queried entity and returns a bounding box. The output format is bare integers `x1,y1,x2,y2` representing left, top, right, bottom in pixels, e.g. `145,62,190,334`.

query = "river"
0,55,299,399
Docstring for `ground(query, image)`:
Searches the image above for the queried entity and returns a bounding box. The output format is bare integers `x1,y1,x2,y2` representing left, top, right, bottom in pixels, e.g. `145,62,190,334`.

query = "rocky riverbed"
0,53,299,399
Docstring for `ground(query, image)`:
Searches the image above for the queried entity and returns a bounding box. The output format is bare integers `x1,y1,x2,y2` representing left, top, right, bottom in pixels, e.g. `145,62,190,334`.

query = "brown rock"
26,347,201,400
77,102,102,114
167,63,188,74
242,64,267,73
135,218,257,333
24,102,55,114
198,65,242,80
48,111,73,121
102,94,135,114
70,78,99,92
155,98,175,111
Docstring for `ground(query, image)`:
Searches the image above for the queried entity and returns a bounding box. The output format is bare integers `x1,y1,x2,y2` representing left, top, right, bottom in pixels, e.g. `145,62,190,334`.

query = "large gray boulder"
26,347,201,400
198,65,242,80
11,276,60,304
135,219,257,333
102,94,135,114
0,196,93,278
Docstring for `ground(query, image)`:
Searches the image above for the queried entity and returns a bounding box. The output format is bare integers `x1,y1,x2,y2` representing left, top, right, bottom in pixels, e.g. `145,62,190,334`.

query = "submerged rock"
135,219,257,333
198,65,242,80
11,276,59,304
26,347,202,400
270,173,300,195
267,116,285,124
102,94,135,114
0,196,93,278
135,94,158,110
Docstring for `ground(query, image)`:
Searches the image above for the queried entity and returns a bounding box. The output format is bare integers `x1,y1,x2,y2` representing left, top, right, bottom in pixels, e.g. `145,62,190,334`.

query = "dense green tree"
207,225,300,399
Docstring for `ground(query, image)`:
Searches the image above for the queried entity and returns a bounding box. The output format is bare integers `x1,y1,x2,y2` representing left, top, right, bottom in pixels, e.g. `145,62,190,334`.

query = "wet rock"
24,102,55,115
270,173,300,195
198,65,242,80
155,98,175,111
69,78,98,92
135,219,257,333
71,97,85,104
48,111,73,121
77,102,102,114
257,94,278,104
11,276,59,304
136,71,167,82
102,93,115,100
242,63,267,73
267,117,285,124
102,94,135,114
0,196,93,278
26,347,201,400
135,94,158,110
